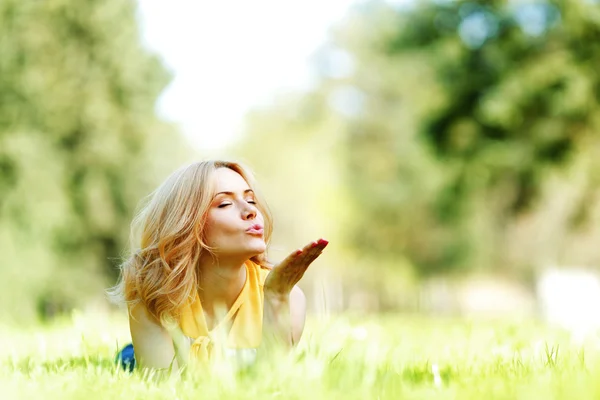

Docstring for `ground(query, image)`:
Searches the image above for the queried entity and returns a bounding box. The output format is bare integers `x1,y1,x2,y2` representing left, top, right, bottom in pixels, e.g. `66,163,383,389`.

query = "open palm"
263,238,328,296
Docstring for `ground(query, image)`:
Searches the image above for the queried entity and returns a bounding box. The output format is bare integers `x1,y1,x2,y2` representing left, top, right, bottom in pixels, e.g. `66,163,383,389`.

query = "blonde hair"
108,160,273,324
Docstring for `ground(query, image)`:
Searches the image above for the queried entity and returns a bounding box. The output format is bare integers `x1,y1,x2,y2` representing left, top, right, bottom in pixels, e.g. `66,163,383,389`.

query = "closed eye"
218,203,232,208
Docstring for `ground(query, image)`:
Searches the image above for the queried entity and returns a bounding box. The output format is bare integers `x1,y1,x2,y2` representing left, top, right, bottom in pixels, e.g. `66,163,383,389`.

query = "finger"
278,247,304,269
296,239,328,264
269,248,304,289
290,243,325,277
269,250,314,290
316,238,329,247
301,238,329,253
287,250,316,279
298,239,328,264
291,255,318,283
273,239,328,284
295,248,321,271
291,245,326,280
278,240,320,273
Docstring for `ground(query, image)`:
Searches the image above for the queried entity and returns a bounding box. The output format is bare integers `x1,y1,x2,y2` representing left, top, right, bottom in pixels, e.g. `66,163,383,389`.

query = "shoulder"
128,301,160,328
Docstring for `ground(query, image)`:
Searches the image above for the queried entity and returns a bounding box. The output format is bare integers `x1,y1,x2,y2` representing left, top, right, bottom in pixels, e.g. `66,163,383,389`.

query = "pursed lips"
246,224,264,236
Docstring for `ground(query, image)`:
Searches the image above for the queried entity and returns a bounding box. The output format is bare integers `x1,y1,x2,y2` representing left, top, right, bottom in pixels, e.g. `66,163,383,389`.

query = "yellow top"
178,260,270,362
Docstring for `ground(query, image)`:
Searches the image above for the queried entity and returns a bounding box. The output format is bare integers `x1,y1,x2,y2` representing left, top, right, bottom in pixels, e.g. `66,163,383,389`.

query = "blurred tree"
328,0,600,277
225,0,600,311
389,0,598,214
230,92,350,271
0,0,191,322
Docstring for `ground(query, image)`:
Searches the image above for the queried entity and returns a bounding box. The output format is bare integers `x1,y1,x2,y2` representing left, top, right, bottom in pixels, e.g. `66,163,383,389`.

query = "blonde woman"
110,160,328,372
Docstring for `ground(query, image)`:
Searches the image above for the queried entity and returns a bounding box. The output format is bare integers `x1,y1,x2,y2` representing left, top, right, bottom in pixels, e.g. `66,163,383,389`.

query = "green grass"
2,312,600,399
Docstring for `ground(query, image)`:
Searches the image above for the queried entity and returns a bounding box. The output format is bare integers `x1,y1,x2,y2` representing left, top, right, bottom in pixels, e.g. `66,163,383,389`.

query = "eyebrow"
213,189,254,198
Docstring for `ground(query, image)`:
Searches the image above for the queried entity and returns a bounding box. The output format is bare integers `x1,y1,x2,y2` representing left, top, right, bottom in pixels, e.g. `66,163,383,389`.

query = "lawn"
1,311,599,399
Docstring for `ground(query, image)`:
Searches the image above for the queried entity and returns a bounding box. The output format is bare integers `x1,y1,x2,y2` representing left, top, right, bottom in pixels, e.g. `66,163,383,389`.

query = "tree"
329,0,600,277
0,0,191,322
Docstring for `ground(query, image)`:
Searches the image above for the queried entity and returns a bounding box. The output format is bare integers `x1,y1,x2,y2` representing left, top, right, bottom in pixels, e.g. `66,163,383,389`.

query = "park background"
3,0,600,389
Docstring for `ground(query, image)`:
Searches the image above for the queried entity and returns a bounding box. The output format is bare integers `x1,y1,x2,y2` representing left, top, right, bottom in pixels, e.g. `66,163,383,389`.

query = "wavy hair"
108,160,273,325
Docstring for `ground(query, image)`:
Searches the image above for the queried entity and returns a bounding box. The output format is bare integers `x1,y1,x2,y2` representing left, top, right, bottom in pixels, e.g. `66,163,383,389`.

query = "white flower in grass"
224,348,257,369
351,326,368,341
35,333,47,360
431,363,442,387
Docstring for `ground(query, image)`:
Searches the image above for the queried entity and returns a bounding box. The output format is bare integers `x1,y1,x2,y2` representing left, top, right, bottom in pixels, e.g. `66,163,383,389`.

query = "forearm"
262,293,294,349
260,238,326,349
168,324,191,371
137,344,186,380
262,286,307,349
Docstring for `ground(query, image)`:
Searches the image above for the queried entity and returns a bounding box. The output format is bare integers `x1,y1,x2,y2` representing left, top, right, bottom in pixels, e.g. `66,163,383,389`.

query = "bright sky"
136,0,360,151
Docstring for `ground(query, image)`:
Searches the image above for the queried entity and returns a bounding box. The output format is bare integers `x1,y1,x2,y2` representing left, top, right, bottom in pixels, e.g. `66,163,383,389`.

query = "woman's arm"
262,239,327,348
262,284,307,347
290,285,307,344
128,303,188,371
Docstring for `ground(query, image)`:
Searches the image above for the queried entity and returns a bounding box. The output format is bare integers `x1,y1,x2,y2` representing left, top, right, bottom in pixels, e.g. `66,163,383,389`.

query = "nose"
242,203,257,220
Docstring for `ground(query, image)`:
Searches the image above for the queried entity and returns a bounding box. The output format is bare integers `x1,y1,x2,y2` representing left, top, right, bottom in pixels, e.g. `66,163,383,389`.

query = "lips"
246,224,264,235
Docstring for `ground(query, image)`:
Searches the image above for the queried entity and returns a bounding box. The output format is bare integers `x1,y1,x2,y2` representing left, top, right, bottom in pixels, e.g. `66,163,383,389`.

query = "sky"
135,0,362,151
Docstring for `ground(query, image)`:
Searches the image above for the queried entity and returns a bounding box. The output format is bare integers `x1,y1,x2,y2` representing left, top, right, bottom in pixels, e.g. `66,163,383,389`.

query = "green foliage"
236,0,600,282
0,0,191,322
319,0,600,276
389,0,600,214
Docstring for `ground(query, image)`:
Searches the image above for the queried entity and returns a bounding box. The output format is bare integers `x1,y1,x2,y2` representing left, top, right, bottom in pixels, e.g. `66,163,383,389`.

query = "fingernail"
311,241,318,248
295,250,303,256
318,238,329,245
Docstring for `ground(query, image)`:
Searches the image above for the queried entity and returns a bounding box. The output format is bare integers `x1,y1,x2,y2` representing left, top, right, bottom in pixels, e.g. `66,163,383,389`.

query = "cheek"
204,212,237,244
203,214,220,244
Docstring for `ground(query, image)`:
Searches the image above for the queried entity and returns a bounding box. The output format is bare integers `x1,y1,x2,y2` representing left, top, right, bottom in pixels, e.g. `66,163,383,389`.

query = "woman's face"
204,168,266,259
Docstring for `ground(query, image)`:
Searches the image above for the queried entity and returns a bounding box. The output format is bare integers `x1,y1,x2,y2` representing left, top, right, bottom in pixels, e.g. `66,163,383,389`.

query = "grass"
2,311,600,399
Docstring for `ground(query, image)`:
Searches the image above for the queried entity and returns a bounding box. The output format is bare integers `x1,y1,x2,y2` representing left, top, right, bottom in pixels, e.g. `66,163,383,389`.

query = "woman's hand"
263,238,329,298
261,238,328,348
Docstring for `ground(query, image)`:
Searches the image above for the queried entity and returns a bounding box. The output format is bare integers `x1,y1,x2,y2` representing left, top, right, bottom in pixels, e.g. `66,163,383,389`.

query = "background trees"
238,0,600,296
3,0,600,320
0,0,190,322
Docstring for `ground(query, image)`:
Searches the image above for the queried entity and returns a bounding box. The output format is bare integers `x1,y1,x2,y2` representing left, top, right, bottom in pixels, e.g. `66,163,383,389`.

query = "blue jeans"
116,343,136,372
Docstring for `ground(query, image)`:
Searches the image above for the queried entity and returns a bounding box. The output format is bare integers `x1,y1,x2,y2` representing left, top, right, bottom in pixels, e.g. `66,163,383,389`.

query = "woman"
110,160,328,372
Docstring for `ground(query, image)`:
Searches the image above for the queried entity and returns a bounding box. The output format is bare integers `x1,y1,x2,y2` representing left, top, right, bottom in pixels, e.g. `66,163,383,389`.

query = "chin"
216,239,266,259
247,241,267,257
249,244,267,256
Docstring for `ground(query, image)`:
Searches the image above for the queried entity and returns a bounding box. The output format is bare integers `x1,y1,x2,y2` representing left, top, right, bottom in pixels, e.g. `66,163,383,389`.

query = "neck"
197,254,248,317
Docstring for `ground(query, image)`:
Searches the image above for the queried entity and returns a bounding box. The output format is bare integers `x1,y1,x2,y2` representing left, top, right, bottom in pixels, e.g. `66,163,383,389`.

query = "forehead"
212,167,251,192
